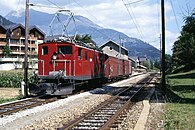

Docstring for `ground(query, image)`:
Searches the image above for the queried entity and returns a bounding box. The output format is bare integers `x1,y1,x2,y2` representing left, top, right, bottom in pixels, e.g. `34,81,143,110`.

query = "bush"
0,70,33,88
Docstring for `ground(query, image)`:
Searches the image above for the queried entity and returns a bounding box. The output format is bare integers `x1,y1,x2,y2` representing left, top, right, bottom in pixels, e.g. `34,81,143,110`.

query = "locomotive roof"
44,36,101,51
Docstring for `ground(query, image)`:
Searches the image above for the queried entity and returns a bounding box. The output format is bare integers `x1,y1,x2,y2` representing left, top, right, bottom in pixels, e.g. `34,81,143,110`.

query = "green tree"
142,60,150,70
75,34,93,43
172,9,195,70
165,54,172,73
3,43,11,58
154,60,161,69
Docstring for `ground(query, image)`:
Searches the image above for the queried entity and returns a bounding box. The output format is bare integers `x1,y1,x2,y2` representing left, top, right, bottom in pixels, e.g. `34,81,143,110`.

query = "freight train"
29,37,132,95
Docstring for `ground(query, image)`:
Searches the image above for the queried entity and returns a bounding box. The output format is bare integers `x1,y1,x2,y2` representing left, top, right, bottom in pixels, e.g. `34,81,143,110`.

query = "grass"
0,98,18,104
165,70,195,129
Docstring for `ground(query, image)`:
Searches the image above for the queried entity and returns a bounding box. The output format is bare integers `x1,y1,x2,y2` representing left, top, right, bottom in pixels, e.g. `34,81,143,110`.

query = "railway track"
0,73,144,118
57,73,157,130
0,96,58,117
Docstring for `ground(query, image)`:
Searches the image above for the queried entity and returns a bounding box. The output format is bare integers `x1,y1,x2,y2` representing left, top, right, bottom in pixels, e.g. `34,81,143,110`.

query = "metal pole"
161,0,166,91
24,0,29,97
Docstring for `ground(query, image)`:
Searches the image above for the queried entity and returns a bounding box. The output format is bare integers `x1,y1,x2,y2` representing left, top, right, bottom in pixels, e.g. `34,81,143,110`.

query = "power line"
169,0,180,32
46,0,63,9
127,0,144,38
125,0,144,5
156,0,161,35
32,1,115,42
71,0,100,25
15,0,21,12
121,0,143,39
29,3,63,9
71,0,118,41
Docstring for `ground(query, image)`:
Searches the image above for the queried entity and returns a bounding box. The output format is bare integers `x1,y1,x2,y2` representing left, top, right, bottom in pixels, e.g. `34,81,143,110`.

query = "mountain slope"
0,15,14,26
6,9,160,61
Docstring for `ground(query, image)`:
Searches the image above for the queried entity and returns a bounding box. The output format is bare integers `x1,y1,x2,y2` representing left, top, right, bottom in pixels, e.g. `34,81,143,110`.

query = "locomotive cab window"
85,51,88,60
42,46,48,55
78,48,82,60
58,46,72,54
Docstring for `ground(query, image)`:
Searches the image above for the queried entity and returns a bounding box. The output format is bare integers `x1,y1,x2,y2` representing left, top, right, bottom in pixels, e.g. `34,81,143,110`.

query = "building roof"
128,57,136,62
100,40,128,51
137,65,147,69
4,23,25,31
29,25,45,36
4,24,45,35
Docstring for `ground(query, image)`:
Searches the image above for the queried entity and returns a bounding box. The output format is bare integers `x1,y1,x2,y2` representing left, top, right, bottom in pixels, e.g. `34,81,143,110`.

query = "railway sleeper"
77,122,105,127
82,119,108,123
88,116,110,120
72,126,100,130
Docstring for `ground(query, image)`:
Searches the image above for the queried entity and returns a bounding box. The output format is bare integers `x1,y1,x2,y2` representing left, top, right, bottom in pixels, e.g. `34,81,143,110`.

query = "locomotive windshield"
58,46,72,54
42,46,48,55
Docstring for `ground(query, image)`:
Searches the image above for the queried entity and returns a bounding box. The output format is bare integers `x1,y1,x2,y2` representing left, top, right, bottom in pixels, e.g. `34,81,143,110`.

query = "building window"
42,46,48,55
31,41,35,44
58,46,72,54
109,46,113,51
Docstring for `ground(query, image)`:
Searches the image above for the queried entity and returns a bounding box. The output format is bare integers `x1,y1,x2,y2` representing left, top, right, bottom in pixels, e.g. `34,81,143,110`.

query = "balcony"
0,42,6,46
9,43,24,47
11,50,37,55
11,50,25,55
29,44,36,48
0,34,6,38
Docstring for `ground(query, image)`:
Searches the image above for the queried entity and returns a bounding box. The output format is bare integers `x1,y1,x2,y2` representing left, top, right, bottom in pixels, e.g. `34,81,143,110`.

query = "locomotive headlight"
52,55,57,60
52,52,58,60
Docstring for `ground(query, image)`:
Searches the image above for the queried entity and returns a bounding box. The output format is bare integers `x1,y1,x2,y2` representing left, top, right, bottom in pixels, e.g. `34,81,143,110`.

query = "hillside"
5,9,160,61
0,15,14,26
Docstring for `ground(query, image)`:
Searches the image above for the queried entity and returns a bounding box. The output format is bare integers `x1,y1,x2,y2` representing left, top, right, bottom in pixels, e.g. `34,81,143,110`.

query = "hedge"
0,70,34,88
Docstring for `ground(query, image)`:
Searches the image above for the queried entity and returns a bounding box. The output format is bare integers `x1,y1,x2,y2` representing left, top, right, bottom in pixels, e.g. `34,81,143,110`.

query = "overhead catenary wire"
156,0,161,35
46,0,63,9
29,3,63,9
46,0,137,43
71,0,119,41
44,0,123,43
127,0,144,38
169,0,180,32
125,0,144,5
31,1,112,43
121,0,144,40
15,0,21,12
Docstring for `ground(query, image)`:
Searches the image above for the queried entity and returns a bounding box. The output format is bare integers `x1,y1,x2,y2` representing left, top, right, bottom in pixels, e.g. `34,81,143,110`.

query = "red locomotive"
29,10,131,95
29,38,132,95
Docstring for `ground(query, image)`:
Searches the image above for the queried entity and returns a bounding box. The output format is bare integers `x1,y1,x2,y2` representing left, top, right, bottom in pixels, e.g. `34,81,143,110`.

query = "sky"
0,0,195,54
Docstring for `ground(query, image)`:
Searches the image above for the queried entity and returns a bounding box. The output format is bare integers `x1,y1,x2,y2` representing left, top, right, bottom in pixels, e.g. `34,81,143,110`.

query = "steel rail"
57,73,157,130
0,97,58,117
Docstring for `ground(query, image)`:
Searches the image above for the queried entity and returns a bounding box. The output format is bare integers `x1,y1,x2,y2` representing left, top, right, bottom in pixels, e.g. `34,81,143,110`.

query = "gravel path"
145,103,165,129
119,102,143,130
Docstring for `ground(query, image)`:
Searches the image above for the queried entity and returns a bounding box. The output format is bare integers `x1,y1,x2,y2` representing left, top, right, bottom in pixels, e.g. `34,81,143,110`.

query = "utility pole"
24,0,29,97
161,0,166,92
118,35,122,76
159,34,161,76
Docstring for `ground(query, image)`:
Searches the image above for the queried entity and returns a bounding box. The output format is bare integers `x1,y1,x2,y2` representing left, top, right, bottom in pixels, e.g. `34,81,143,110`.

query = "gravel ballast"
0,73,149,130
